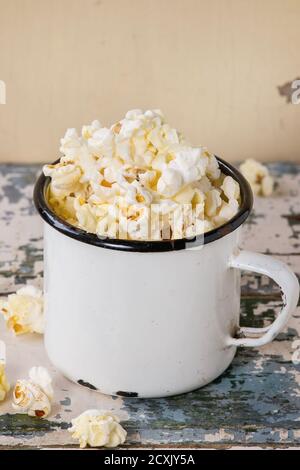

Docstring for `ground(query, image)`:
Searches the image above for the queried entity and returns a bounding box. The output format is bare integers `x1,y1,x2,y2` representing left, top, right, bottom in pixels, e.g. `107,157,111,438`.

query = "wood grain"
0,162,299,448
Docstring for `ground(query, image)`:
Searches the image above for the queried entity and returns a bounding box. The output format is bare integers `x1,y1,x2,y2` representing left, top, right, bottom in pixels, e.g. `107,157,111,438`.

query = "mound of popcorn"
44,110,241,240
239,159,274,197
0,286,44,335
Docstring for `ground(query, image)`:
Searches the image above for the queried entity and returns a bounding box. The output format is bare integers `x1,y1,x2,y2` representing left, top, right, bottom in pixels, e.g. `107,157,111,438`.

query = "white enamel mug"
34,158,299,398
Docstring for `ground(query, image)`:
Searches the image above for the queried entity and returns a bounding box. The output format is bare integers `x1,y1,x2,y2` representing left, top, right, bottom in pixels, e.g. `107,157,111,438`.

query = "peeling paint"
0,414,70,438
60,397,71,407
0,163,299,447
77,380,97,390
117,391,139,398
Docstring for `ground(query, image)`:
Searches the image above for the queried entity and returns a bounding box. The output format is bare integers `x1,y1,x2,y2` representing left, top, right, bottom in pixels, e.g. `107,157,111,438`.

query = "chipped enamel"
0,162,299,448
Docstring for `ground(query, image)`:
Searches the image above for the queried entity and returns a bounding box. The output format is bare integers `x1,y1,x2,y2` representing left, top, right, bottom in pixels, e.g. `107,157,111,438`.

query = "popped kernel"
12,366,53,418
221,175,240,201
69,409,127,448
0,286,44,335
239,159,274,197
205,189,222,217
0,341,10,402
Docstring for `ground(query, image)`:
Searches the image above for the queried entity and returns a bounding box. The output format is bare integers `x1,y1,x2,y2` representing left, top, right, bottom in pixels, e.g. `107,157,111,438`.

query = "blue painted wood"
0,162,299,448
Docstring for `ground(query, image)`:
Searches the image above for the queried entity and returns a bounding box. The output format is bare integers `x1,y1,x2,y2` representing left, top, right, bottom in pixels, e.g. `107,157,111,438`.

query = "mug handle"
227,250,299,347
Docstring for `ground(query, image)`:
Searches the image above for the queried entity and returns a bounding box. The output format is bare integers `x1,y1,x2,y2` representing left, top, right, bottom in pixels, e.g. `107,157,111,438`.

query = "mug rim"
33,156,253,252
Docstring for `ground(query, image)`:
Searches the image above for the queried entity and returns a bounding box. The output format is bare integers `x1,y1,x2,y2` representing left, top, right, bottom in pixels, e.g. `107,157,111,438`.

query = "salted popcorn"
239,159,274,197
12,366,53,418
44,110,241,240
0,363,9,402
0,341,10,401
69,409,127,448
29,366,54,400
0,286,44,335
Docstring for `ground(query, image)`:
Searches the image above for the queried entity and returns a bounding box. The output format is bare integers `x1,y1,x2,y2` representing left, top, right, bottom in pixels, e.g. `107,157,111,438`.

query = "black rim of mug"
33,156,253,252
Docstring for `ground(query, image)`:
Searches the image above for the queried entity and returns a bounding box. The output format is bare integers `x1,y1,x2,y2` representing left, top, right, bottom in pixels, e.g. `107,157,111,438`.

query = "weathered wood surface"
0,162,299,449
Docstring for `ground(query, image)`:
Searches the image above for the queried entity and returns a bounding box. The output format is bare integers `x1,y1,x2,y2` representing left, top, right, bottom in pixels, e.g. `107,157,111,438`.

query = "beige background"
0,0,299,164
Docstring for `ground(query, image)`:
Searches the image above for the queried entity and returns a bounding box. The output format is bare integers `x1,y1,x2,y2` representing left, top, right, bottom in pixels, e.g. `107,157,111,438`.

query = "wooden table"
0,162,299,449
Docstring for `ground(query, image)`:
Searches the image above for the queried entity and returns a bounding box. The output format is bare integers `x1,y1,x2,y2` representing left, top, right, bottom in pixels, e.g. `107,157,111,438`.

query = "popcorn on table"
12,366,53,418
69,409,127,448
0,341,10,402
44,109,241,240
0,285,44,335
239,159,274,197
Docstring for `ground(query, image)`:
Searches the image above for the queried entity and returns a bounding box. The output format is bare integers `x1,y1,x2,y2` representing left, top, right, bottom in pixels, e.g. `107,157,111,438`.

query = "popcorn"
205,189,222,217
214,199,239,225
59,128,82,159
125,108,143,120
239,159,274,197
138,170,156,188
0,341,10,401
82,120,101,140
0,286,44,335
12,367,53,418
157,168,183,197
88,127,114,159
206,153,221,180
44,163,82,198
174,186,196,204
169,147,207,184
261,174,274,197
221,175,240,201
148,123,179,151
44,110,242,240
69,409,127,448
29,366,53,400
74,198,99,233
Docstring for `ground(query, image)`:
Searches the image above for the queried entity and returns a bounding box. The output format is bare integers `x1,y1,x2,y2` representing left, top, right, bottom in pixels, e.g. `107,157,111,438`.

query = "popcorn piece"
59,128,82,159
214,199,239,225
12,367,53,418
148,123,179,151
0,286,44,335
0,341,10,401
239,159,274,197
157,168,183,197
74,198,99,233
121,180,153,205
221,176,240,201
88,127,114,159
261,174,274,197
12,380,51,418
82,120,101,140
125,109,143,120
205,189,222,217
174,186,196,204
69,409,127,448
0,365,9,402
206,153,221,180
44,110,242,240
29,366,53,400
138,170,156,188
43,163,82,198
169,147,207,184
